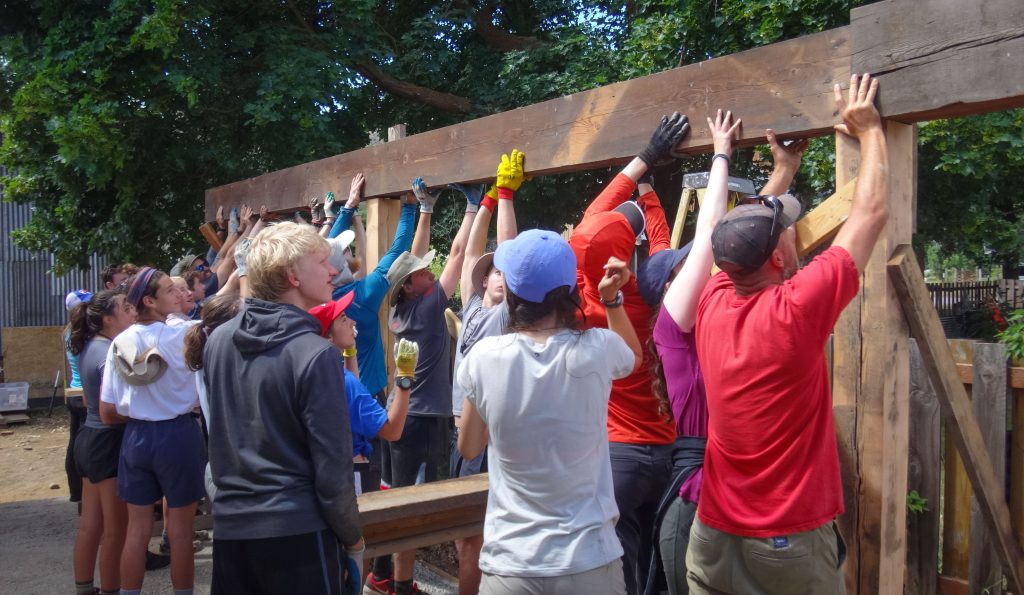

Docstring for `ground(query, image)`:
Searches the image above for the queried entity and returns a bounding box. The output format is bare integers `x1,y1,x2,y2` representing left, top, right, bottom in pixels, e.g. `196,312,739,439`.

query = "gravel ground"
1,497,457,594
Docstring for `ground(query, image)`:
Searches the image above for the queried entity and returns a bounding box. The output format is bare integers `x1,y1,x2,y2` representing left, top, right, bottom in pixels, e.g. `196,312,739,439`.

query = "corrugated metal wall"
2,166,106,328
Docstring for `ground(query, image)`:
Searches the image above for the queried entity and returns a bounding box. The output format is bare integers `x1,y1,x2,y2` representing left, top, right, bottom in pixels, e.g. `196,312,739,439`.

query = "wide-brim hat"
170,254,200,277
711,194,803,274
386,250,436,307
469,252,495,298
308,291,356,336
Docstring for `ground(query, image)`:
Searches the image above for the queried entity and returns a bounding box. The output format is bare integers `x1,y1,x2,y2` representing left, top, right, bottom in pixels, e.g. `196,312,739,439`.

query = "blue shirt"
344,369,388,458
330,202,416,395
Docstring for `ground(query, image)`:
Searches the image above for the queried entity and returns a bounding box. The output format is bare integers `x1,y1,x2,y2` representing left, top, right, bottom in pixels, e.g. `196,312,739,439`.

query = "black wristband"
712,153,731,166
601,290,625,309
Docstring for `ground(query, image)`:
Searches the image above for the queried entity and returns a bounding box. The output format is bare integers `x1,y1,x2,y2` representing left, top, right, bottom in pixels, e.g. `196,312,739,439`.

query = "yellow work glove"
496,149,526,192
394,338,419,378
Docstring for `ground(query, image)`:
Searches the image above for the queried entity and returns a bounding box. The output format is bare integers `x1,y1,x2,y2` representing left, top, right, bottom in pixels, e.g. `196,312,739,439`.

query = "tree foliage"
2,0,1019,274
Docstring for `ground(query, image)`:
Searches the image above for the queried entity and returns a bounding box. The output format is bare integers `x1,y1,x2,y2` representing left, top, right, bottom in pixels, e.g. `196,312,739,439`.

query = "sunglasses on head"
740,194,784,259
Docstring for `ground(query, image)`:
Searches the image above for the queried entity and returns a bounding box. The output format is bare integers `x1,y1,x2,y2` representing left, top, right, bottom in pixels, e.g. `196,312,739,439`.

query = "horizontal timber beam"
205,0,1024,219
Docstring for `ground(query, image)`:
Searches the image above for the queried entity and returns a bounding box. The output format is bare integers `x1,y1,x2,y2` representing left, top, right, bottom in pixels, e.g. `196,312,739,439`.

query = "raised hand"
708,109,742,157
766,129,808,172
639,112,690,166
216,206,226,231
412,177,441,213
496,149,526,191
394,338,420,378
239,205,254,232
229,207,240,235
598,256,632,301
309,196,325,224
347,173,365,209
449,183,488,211
324,191,340,218
834,73,882,139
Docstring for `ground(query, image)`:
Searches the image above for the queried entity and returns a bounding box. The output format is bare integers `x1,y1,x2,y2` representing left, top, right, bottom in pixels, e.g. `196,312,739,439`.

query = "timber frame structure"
206,0,1024,592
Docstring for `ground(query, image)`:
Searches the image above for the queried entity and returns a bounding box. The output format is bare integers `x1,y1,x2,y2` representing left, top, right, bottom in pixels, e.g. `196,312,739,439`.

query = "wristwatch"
601,290,624,309
396,376,414,390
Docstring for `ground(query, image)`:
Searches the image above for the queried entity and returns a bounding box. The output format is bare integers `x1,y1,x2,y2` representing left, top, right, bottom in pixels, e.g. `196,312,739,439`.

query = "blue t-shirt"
345,369,388,458
330,203,416,395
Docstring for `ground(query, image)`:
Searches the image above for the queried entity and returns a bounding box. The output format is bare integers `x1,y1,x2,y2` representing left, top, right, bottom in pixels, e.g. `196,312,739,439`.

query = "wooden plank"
907,339,941,595
850,0,1024,123
1013,389,1024,552
968,343,1009,594
944,420,974,581
940,576,971,595
670,188,697,250
795,179,857,257
198,223,223,252
832,131,863,595
888,245,1024,594
204,28,852,218
365,522,483,559
953,362,1024,390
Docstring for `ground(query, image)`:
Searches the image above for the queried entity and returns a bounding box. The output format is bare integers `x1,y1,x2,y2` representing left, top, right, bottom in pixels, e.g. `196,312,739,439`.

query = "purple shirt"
653,304,707,503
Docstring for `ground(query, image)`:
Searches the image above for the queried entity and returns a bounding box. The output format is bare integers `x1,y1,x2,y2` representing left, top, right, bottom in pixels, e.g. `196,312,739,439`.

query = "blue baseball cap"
65,289,93,312
494,229,577,303
637,242,693,307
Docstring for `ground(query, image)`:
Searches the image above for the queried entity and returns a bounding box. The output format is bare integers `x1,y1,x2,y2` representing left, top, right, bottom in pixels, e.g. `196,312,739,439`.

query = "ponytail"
184,294,243,371
66,289,125,355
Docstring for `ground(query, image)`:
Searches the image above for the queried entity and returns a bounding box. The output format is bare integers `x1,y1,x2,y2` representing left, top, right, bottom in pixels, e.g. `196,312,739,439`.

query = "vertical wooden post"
1013,386,1024,551
907,339,941,595
968,343,1009,594
365,124,406,390
833,122,916,594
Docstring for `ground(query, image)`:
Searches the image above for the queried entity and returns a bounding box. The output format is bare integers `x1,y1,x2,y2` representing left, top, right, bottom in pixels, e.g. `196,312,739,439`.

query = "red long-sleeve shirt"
569,174,676,445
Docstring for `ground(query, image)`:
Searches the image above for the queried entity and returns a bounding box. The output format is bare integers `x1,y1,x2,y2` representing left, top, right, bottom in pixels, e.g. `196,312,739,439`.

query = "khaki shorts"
480,559,626,595
686,517,846,595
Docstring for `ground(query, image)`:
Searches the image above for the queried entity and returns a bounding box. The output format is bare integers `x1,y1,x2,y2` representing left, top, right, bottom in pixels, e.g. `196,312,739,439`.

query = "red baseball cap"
308,291,355,336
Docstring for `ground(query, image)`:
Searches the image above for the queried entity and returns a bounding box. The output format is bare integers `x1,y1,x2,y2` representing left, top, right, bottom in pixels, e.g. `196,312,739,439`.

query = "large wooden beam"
205,28,850,218
888,245,1024,594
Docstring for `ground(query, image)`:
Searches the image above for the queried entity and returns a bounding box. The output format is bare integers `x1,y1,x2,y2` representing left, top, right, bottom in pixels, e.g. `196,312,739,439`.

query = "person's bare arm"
99,400,128,425
216,270,241,296
600,257,642,373
663,109,741,332
760,130,809,197
376,386,410,441
249,206,268,238
830,74,889,273
410,179,438,258
459,187,493,300
457,398,489,460
439,209,474,298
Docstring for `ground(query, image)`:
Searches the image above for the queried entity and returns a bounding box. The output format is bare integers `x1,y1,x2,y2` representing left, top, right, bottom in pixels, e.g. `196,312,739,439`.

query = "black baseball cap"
711,194,803,274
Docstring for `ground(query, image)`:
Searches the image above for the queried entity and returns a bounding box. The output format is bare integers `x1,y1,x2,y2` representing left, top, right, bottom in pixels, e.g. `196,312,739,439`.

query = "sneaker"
159,538,207,555
145,550,171,571
362,572,394,595
393,582,427,595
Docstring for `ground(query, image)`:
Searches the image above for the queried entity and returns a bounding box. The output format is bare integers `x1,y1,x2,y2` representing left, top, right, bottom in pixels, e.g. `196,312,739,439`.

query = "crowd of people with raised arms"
62,73,887,595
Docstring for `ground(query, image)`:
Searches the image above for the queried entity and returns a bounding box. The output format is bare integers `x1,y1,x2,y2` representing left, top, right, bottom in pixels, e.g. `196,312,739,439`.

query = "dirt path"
0,409,75,503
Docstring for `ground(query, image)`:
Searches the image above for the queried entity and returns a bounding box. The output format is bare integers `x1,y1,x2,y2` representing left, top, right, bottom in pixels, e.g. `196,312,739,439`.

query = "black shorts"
212,528,356,595
449,427,487,478
74,425,125,483
383,415,450,488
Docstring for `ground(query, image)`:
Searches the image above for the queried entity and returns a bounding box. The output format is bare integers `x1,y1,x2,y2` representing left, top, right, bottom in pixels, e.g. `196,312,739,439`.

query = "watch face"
397,377,413,390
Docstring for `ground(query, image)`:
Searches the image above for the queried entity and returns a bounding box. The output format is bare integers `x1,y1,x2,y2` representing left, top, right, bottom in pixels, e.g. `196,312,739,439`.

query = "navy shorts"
74,425,125,483
449,427,487,478
384,415,450,488
118,414,207,508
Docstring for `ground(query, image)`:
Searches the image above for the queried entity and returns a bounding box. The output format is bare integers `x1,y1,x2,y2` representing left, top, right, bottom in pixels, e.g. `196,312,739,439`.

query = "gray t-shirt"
389,280,453,417
452,293,509,416
81,336,113,429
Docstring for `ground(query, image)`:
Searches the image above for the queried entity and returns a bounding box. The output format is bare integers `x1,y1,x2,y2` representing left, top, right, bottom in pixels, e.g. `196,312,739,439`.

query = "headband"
127,267,157,308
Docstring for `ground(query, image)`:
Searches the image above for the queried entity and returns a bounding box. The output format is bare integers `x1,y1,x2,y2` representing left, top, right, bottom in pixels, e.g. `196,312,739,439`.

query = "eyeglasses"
741,195,784,258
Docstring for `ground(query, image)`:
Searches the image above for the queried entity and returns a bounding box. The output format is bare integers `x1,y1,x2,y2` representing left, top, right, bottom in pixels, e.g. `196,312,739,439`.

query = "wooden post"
968,343,1009,594
1014,387,1024,552
888,246,1024,595
365,124,406,391
907,339,941,595
833,122,915,594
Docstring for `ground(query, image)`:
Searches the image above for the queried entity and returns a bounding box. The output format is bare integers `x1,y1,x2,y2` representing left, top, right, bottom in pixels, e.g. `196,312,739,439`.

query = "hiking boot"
145,550,171,571
362,572,394,595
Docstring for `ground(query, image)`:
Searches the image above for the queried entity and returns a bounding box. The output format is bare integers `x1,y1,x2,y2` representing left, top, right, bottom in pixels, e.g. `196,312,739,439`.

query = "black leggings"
64,401,87,503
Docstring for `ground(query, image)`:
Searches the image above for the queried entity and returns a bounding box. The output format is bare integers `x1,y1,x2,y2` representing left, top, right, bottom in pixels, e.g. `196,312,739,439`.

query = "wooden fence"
907,339,1024,595
927,280,1024,319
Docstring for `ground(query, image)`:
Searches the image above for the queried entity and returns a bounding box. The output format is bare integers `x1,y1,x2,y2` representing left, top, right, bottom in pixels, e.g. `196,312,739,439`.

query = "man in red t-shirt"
689,74,889,594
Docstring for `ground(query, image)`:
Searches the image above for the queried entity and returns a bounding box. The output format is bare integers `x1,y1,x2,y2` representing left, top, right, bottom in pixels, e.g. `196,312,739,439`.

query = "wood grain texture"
795,179,856,257
1013,389,1024,552
907,340,941,595
968,343,1009,595
888,245,1024,594
944,423,974,581
850,0,1024,123
204,29,851,218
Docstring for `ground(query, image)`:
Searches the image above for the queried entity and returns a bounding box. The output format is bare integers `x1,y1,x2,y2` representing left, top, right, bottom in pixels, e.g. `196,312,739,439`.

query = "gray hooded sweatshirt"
203,298,360,545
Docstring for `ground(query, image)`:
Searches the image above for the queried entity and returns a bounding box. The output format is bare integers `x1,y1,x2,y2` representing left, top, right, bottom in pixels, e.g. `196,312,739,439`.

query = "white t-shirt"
100,321,200,421
457,328,634,577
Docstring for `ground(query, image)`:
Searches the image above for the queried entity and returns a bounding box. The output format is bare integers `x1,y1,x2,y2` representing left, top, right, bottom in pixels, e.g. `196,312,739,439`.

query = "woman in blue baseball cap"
456,228,642,594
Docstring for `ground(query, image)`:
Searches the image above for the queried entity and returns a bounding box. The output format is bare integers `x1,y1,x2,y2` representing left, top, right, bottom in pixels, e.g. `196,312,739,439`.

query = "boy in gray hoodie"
203,222,364,595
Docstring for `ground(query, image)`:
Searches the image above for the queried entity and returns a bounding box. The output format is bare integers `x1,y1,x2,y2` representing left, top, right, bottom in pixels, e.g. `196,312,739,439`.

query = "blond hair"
246,222,330,302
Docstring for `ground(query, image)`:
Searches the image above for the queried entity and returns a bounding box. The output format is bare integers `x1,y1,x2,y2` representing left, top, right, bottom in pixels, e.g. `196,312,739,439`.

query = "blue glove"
449,183,488,213
412,178,441,213
229,208,240,235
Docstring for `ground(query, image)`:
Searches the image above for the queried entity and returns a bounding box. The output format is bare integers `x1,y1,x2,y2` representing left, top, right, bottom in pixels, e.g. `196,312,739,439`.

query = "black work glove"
638,112,690,167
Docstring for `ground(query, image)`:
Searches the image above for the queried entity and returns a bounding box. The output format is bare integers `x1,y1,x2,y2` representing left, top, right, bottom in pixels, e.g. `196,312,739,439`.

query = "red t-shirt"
570,174,675,445
694,246,859,537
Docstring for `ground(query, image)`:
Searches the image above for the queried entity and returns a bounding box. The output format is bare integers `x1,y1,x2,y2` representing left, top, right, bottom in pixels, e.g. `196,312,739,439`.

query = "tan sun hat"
469,252,495,299
386,249,436,307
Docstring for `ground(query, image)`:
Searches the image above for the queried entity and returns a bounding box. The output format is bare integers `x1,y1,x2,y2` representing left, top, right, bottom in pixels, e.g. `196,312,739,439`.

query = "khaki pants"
685,518,846,595
480,559,626,595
